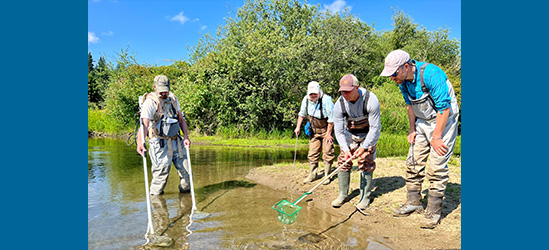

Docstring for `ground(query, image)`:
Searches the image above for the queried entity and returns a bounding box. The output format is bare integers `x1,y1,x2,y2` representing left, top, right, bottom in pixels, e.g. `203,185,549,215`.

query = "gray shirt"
333,87,381,153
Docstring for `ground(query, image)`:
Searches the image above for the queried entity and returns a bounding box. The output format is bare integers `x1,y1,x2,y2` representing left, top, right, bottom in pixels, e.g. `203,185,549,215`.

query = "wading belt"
156,135,184,159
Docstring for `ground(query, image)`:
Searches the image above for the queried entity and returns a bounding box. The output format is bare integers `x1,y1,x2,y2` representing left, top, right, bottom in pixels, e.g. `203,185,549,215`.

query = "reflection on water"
88,138,392,249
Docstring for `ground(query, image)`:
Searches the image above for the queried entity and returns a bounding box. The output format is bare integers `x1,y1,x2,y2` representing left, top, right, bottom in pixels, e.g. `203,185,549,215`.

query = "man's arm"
333,99,349,153
137,118,150,157
360,93,381,152
177,110,191,147
325,122,334,145
406,105,417,144
295,115,305,136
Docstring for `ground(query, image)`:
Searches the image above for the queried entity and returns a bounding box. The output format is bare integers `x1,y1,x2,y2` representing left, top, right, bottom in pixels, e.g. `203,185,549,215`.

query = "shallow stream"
88,138,392,249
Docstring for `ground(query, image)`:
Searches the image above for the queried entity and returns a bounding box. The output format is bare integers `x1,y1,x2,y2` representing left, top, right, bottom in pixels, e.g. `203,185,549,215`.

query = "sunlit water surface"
88,138,392,249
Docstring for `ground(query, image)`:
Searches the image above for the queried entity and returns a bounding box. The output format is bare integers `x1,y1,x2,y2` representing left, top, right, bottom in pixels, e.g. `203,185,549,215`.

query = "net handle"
293,156,354,205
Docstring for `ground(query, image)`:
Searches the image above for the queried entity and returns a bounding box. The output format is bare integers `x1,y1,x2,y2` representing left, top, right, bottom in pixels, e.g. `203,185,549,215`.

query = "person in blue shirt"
381,49,460,229
294,81,335,185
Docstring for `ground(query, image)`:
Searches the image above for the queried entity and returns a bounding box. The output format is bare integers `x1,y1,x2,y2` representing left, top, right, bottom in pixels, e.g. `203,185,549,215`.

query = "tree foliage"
91,0,461,136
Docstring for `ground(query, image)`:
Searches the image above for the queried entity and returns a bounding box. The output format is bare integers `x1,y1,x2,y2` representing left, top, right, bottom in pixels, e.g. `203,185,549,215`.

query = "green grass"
89,108,461,156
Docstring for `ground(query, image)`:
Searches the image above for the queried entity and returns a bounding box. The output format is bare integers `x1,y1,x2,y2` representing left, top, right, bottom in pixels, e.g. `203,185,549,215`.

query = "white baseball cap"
307,81,321,95
380,50,411,76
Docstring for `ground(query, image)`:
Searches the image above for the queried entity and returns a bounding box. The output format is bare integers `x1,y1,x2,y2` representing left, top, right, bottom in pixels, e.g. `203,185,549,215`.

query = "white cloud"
324,0,350,14
201,25,207,31
88,32,99,45
171,11,189,24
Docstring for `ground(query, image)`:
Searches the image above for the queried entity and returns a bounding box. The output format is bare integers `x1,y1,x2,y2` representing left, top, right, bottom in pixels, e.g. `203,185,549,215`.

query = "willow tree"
186,0,379,134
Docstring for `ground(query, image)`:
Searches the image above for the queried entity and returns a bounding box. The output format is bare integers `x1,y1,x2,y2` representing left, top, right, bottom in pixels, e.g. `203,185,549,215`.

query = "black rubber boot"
331,170,350,207
357,171,373,210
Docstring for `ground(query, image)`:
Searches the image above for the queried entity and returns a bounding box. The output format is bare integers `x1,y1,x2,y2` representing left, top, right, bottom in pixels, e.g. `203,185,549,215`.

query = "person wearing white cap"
331,74,381,211
137,75,192,195
381,49,459,229
294,81,335,185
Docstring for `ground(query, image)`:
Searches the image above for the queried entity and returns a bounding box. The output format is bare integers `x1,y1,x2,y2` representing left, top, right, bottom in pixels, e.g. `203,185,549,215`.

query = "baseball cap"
307,81,321,95
154,75,170,92
380,49,411,76
338,74,358,92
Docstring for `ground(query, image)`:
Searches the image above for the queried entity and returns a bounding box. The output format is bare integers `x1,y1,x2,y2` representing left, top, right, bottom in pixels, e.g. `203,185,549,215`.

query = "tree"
185,0,380,134
88,52,94,73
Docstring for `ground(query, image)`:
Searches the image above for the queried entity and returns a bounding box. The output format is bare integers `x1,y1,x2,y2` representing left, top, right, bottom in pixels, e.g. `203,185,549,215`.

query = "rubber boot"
331,171,350,207
322,164,332,185
303,164,318,183
393,188,424,217
420,193,443,229
356,171,373,210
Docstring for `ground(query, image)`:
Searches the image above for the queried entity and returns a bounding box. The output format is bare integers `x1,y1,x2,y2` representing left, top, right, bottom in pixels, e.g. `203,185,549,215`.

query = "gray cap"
154,75,170,92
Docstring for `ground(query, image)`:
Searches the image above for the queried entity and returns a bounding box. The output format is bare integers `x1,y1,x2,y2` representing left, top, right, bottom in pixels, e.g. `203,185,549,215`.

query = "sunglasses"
391,65,404,77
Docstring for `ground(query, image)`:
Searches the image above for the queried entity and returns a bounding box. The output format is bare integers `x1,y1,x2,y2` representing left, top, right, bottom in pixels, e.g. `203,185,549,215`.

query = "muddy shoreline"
245,157,461,250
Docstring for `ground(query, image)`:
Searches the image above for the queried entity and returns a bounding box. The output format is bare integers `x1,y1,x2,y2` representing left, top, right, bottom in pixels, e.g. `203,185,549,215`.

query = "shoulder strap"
339,97,348,118
419,63,438,111
319,94,324,119
362,89,370,116
419,63,430,94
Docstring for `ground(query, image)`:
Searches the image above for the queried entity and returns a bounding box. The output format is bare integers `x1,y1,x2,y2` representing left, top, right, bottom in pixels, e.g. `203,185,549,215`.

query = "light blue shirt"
298,94,334,123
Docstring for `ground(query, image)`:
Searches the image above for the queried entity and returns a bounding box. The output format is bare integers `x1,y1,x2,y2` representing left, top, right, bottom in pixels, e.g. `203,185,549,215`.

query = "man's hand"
353,147,365,159
184,138,191,148
294,127,300,137
431,137,448,156
407,131,417,144
324,134,333,145
137,143,147,157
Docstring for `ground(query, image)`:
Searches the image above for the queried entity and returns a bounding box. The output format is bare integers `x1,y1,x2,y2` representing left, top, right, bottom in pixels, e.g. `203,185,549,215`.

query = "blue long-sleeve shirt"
399,60,458,115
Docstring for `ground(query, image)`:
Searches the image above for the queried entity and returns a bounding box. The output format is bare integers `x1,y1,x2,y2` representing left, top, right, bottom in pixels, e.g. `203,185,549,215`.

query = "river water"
88,137,392,249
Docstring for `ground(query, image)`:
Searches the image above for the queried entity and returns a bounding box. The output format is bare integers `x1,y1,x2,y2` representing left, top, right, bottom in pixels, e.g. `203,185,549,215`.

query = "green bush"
88,0,461,139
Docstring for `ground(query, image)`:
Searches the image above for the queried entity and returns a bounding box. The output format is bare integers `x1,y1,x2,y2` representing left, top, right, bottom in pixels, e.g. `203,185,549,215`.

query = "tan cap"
339,74,358,92
154,75,170,92
380,49,410,76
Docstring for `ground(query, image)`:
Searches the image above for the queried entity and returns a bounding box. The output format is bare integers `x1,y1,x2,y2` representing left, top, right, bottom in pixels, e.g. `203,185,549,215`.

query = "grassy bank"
89,108,460,157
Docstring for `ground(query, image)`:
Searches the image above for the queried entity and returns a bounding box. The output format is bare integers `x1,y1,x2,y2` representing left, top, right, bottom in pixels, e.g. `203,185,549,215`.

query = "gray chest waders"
405,63,438,121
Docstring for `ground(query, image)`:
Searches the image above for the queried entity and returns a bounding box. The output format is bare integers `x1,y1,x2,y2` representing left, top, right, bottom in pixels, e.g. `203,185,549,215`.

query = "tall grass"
377,133,461,157
88,108,132,135
89,108,461,157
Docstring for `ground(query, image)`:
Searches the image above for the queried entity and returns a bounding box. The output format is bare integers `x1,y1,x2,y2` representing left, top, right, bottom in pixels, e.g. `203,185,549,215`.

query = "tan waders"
331,170,350,207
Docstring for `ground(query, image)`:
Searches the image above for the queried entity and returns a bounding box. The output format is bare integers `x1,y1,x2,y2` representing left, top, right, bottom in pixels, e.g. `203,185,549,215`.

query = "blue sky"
88,0,461,66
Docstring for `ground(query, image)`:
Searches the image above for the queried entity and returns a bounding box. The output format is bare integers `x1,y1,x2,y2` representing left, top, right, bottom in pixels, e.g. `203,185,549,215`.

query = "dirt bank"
246,157,461,250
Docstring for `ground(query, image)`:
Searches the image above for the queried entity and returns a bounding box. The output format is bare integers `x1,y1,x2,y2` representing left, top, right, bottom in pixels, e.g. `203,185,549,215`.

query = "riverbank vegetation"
88,0,461,156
